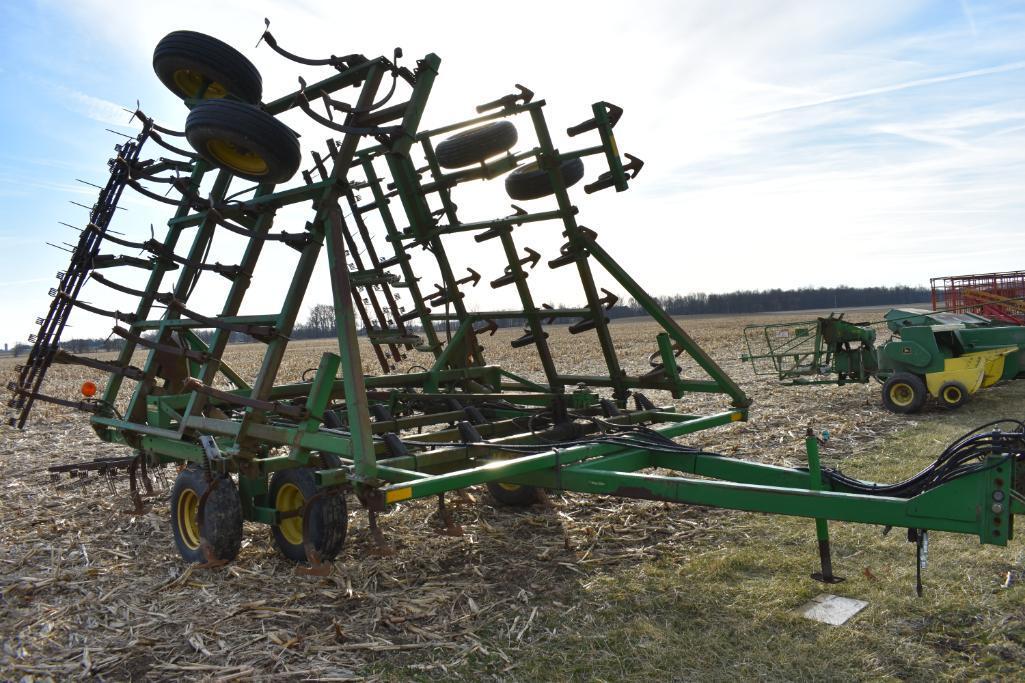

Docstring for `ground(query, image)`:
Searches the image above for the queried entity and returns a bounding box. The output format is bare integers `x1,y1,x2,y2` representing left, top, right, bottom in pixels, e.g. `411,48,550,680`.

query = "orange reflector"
81,381,97,397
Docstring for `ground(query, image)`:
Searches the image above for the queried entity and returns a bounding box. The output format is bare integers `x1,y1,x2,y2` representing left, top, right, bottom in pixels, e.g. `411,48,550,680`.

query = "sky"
1,0,1024,349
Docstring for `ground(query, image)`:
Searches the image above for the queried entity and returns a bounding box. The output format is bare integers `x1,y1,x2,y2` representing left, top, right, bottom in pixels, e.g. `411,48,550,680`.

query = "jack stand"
910,528,928,597
811,521,845,584
807,428,844,584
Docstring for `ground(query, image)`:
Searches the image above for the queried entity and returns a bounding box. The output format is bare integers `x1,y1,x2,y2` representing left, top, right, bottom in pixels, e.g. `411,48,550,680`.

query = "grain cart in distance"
8,27,1025,594
743,308,1025,413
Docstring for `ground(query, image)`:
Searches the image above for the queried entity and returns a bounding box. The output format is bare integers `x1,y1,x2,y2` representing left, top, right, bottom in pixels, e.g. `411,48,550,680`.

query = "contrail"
752,60,1025,118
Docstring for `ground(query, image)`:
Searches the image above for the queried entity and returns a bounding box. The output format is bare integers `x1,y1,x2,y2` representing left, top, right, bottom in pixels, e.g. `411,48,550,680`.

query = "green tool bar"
320,408,677,484
264,57,388,115
559,375,725,393
391,206,574,243
373,411,742,500
167,179,336,228
132,313,278,330
427,308,592,321
418,100,546,140
152,366,504,410
544,467,997,539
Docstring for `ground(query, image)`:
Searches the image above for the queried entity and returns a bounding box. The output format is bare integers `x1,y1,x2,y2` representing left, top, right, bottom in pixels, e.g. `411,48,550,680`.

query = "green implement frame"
11,28,1025,588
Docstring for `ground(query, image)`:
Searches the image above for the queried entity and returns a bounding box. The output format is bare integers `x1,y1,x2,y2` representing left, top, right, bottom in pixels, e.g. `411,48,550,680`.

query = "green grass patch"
436,385,1025,681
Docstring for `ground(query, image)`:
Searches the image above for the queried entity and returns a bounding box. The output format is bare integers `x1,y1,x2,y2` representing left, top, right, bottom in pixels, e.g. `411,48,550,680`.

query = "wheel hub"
173,68,227,99
276,482,305,546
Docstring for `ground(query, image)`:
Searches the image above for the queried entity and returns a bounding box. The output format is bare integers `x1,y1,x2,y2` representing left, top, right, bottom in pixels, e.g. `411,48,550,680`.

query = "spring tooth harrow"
10,26,1025,592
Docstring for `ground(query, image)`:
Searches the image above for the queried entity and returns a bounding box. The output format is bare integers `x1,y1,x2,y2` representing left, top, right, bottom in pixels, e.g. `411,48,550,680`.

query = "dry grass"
1,310,1023,681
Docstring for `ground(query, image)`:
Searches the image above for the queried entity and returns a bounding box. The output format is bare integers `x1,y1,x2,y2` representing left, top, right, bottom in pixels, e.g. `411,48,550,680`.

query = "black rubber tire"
938,380,970,409
153,30,262,104
881,372,928,414
505,157,585,200
487,481,541,507
435,121,518,169
185,100,300,183
268,454,347,563
170,466,243,563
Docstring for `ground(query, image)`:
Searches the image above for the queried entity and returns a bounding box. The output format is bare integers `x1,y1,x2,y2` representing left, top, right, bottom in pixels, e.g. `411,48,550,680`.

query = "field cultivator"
7,27,1025,593
743,308,1025,413
932,270,1025,325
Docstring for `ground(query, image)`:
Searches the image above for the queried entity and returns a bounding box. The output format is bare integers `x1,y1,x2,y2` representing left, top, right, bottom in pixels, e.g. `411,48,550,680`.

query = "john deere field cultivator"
8,26,1025,592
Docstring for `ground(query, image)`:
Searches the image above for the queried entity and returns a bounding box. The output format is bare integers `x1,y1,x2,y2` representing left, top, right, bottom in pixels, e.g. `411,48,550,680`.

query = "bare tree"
306,304,336,337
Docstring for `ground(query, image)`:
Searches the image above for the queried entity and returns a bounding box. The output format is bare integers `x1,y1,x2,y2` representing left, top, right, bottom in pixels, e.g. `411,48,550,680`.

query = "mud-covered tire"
185,99,300,183
487,481,541,507
881,372,927,414
268,454,347,563
937,380,970,409
170,466,243,564
435,121,518,169
505,157,585,200
153,30,262,104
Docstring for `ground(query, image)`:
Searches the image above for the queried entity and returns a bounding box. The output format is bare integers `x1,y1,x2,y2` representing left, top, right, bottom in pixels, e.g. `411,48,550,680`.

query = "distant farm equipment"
932,270,1025,326
744,308,1025,412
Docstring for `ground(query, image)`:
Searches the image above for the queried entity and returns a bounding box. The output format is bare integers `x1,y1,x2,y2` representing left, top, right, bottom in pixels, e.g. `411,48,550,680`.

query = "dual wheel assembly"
153,30,300,184
881,372,969,414
435,119,586,200
153,30,584,199
169,456,347,565
168,460,540,565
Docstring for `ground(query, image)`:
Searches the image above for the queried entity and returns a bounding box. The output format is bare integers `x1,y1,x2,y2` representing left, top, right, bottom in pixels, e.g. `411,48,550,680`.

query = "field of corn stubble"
2,311,1025,681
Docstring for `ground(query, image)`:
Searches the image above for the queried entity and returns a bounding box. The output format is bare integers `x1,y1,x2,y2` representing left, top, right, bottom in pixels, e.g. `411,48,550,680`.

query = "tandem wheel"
170,465,243,564
937,380,970,409
153,30,263,103
505,157,585,200
487,481,542,507
434,121,518,169
881,372,927,414
185,99,301,183
268,454,348,563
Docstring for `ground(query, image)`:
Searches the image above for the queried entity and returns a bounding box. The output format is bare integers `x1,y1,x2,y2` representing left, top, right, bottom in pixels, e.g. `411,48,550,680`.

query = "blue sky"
1,0,1024,348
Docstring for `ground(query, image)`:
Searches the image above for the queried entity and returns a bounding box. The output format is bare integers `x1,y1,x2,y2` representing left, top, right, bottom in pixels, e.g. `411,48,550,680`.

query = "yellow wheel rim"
889,383,915,407
206,139,269,176
172,69,228,99
276,482,305,546
497,482,522,492
177,489,201,550
943,386,963,404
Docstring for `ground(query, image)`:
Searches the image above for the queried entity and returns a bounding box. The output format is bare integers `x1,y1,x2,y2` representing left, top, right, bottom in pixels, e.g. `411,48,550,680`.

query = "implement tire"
487,481,541,507
938,380,970,409
435,121,518,169
269,455,347,563
170,466,243,564
153,30,262,103
505,157,584,200
185,99,300,183
881,372,927,414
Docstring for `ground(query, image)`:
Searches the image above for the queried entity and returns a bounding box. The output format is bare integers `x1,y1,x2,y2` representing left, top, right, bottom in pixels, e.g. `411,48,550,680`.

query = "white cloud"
50,84,134,127
4,0,1025,346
